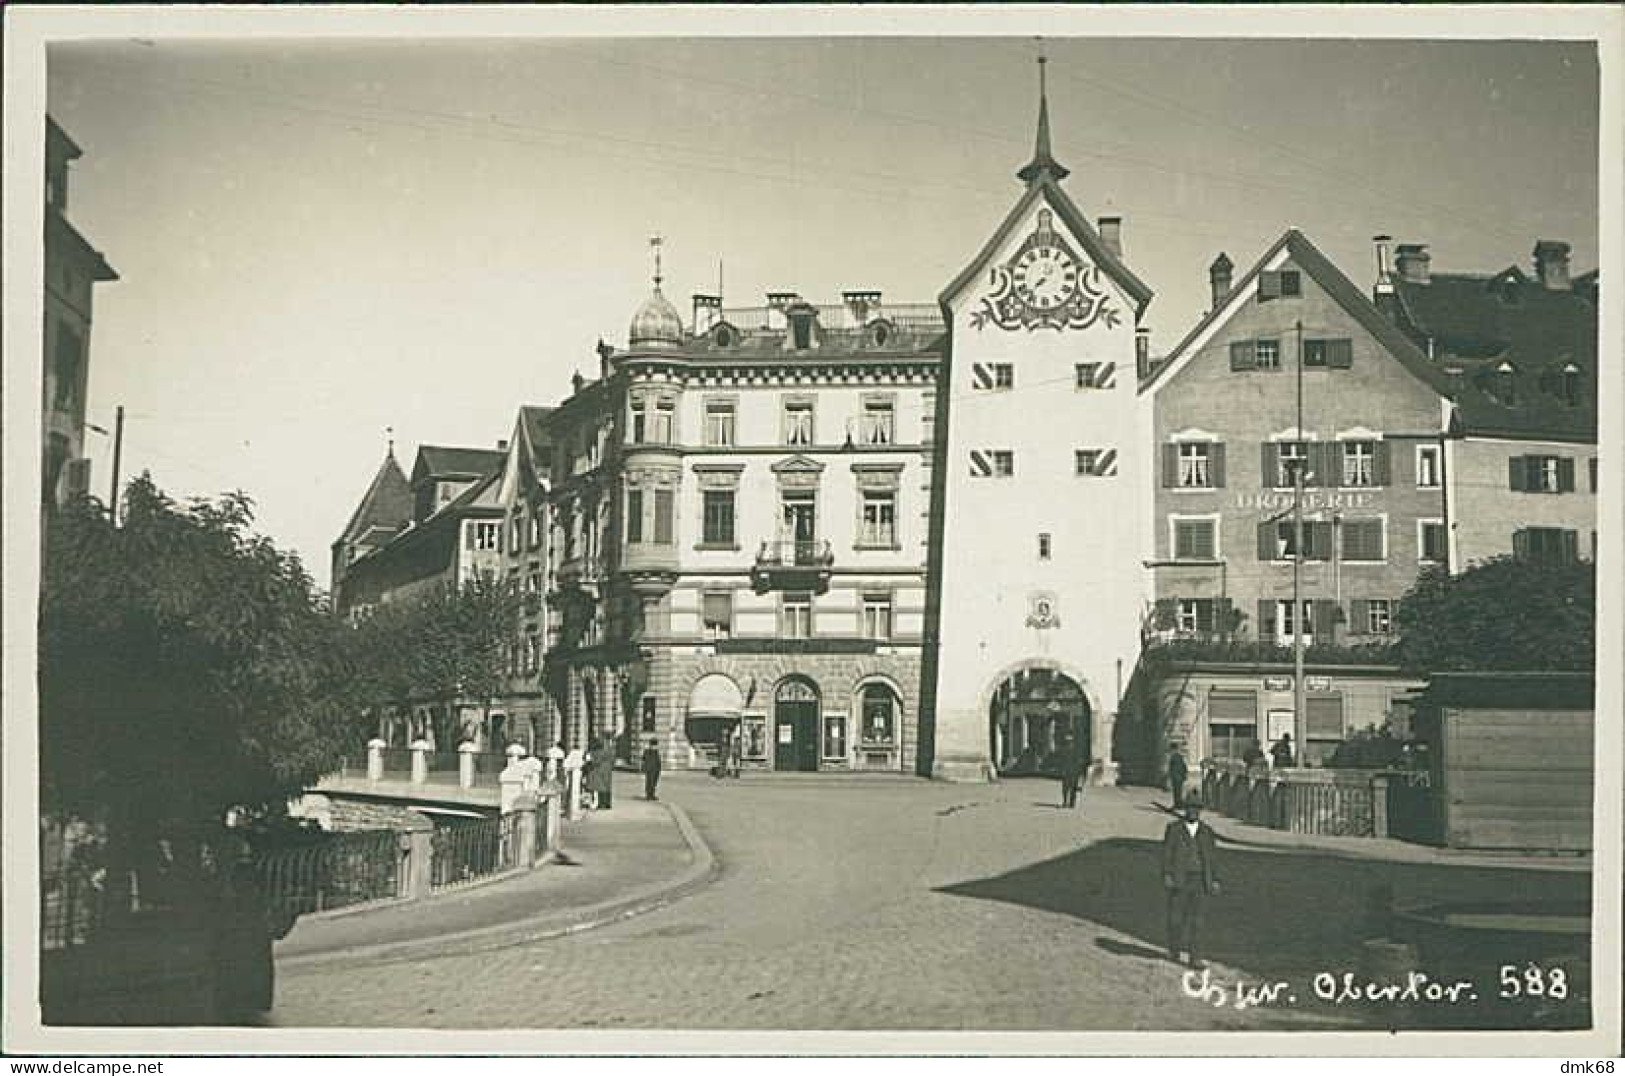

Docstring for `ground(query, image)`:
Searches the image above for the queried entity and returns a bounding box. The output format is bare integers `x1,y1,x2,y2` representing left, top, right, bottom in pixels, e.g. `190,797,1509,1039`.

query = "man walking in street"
1162,792,1221,968
1167,746,1189,808
1058,736,1085,808
641,738,663,801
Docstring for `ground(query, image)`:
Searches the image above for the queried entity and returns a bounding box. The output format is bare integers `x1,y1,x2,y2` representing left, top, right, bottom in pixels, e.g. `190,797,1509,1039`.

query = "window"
860,400,894,445
641,695,657,733
1341,441,1376,487
1075,362,1102,389
1304,694,1345,766
1174,518,1216,560
651,400,674,443
1263,520,1332,562
1254,339,1281,370
970,450,1015,478
704,400,736,447
630,399,647,443
510,515,524,553
1208,690,1258,761
1281,271,1301,296
52,327,82,412
972,362,1015,390
1276,441,1310,488
861,685,897,744
472,521,500,551
1340,518,1385,562
784,399,814,446
862,592,893,640
625,489,644,544
859,491,896,547
1511,455,1573,494
529,511,545,550
822,714,847,760
1258,269,1302,301
1303,339,1328,368
653,489,675,545
1176,599,1217,635
1075,449,1102,476
523,633,541,675
1275,599,1315,643
1179,443,1211,488
702,489,735,546
702,591,734,640
1514,527,1579,565
1420,520,1446,563
1038,532,1052,560
1495,362,1519,405
781,592,813,638
1416,445,1441,489
1363,599,1393,635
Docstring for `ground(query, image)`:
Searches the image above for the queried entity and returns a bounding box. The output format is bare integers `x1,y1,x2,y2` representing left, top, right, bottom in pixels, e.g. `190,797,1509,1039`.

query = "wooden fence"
1200,760,1420,839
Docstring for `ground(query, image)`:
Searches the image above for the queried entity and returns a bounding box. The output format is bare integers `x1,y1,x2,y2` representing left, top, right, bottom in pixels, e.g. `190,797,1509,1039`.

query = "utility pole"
107,404,125,524
1292,321,1306,765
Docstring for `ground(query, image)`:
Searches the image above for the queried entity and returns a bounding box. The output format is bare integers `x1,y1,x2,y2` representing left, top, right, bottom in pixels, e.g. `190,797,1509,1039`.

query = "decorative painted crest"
971,209,1122,333
1026,591,1061,630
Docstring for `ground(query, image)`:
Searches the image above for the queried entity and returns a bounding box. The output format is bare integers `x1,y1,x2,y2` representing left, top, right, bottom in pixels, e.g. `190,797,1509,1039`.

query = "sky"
39,32,1601,590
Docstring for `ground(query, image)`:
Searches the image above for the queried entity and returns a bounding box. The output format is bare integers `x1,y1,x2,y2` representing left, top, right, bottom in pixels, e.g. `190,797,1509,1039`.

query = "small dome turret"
628,234,684,350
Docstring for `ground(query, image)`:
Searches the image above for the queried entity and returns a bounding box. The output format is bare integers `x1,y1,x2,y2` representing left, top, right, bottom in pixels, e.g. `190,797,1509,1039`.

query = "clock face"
1012,244,1080,311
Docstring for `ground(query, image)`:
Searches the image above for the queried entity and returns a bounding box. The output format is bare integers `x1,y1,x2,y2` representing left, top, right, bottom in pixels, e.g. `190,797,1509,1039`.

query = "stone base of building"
1087,760,1120,786
931,755,998,783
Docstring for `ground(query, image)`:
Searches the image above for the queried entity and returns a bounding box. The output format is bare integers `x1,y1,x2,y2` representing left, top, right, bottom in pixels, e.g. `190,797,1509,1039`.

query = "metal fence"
1279,778,1374,837
253,829,403,924
430,814,520,890
1201,762,1381,838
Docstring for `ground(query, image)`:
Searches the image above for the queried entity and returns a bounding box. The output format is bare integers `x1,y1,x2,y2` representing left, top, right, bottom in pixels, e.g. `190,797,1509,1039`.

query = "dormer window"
1494,361,1518,405
1561,363,1583,407
790,310,815,350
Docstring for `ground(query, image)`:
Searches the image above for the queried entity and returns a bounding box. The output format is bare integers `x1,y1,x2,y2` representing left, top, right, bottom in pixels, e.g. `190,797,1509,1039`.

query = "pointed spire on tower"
650,233,664,289
1017,50,1070,186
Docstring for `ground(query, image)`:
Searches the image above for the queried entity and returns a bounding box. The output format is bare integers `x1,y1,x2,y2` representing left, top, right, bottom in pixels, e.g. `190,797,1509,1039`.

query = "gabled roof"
334,450,412,548
1389,271,1598,440
411,445,504,485
940,176,1154,317
1140,229,1454,399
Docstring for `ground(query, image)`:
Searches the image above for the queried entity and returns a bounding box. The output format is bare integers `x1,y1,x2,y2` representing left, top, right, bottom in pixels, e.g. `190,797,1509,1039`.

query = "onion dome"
628,234,684,349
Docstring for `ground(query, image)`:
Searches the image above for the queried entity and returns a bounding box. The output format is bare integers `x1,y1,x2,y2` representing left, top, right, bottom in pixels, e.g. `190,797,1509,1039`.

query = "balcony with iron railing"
751,538,834,594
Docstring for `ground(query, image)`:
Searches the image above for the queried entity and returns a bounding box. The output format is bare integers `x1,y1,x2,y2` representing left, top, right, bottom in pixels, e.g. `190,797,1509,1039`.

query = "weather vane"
650,233,664,287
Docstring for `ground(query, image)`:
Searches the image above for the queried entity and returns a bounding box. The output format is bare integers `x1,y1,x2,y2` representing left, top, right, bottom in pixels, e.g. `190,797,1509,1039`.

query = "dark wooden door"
775,701,818,771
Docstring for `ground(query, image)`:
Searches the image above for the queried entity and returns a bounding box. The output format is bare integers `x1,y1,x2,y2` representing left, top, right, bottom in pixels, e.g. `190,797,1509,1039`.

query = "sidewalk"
275,793,716,971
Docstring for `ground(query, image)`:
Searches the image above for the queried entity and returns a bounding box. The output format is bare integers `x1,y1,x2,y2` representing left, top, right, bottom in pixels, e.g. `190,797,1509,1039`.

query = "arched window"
860,683,899,745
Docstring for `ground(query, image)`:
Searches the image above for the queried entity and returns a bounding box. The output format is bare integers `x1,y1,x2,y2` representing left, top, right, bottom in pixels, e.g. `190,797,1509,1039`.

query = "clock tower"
922,59,1154,783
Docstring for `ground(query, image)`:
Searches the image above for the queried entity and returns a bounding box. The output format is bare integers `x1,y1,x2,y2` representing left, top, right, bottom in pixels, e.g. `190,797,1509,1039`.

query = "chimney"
1135,327,1152,379
1533,240,1571,291
497,439,509,453
1394,243,1431,285
1097,217,1123,259
1208,253,1234,310
765,291,797,331
571,370,585,395
842,289,882,326
692,294,721,335
1372,234,1395,295
596,338,615,379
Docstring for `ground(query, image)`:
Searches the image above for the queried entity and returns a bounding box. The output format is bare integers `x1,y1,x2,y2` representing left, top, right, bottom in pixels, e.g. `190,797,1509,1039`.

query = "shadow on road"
935,836,1592,1029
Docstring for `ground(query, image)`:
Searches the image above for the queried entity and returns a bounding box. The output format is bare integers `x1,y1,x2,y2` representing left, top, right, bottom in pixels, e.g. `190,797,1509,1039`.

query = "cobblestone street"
272,773,1590,1032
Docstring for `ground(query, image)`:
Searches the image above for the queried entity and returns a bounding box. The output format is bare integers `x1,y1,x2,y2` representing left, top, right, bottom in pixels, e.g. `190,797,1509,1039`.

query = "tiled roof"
335,451,412,546
1390,272,1597,440
412,445,504,483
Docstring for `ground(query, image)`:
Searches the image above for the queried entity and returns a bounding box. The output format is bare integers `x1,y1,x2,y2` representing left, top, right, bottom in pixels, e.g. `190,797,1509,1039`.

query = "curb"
278,799,719,972
1208,819,1593,873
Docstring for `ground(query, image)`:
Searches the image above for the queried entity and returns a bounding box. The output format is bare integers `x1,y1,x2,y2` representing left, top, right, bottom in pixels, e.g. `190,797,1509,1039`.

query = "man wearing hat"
1162,791,1221,968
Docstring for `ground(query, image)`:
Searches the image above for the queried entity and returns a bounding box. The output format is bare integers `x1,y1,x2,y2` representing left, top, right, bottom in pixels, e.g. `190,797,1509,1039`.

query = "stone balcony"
750,538,835,595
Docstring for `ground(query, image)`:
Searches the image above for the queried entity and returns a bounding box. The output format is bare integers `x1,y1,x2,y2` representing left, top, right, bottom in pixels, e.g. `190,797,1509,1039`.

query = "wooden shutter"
1590,457,1598,493
1563,530,1579,564
1257,600,1276,640
1195,599,1216,634
1230,341,1255,371
1327,338,1354,369
1257,521,1276,561
1350,598,1370,634
1512,527,1530,560
1153,598,1178,630
1308,442,1338,489
1306,695,1344,739
1312,600,1338,645
1261,442,1280,486
1508,456,1527,491
1216,598,1236,635
1209,690,1258,728
1210,442,1227,488
1307,521,1334,560
1558,457,1575,492
1373,441,1391,486
1258,271,1281,301
1162,443,1179,487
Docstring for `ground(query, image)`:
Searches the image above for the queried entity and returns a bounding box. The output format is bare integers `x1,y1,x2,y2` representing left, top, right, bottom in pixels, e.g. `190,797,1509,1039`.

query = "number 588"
1499,963,1569,999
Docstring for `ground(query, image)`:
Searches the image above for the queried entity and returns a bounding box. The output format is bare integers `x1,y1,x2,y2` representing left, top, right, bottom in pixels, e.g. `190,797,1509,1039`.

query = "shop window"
822,714,847,760
861,685,898,745
1305,694,1345,766
1208,689,1258,761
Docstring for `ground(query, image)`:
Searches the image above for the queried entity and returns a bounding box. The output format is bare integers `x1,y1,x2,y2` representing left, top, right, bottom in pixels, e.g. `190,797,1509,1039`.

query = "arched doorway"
988,666,1090,777
774,677,820,772
687,673,744,767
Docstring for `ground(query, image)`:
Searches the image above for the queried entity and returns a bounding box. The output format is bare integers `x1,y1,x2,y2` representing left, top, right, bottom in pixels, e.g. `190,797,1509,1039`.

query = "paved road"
272,773,1590,1032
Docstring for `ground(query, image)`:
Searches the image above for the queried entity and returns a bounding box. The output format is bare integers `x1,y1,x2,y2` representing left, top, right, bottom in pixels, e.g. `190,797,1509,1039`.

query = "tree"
1393,557,1595,673
39,476,364,834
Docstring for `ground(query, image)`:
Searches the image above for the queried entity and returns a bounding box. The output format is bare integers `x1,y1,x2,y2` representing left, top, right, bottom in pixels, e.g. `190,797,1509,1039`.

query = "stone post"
458,740,479,789
410,738,431,784
512,792,539,869
399,810,436,899
565,767,583,821
1371,774,1391,838
540,778,563,853
366,738,386,782
499,759,527,816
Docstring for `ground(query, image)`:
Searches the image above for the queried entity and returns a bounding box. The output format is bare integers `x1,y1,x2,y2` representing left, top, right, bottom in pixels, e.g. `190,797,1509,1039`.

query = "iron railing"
755,539,834,568
253,829,403,923
430,814,519,890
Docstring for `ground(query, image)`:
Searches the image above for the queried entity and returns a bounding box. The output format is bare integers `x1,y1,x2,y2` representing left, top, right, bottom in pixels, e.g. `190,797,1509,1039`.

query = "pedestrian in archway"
641,738,663,801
